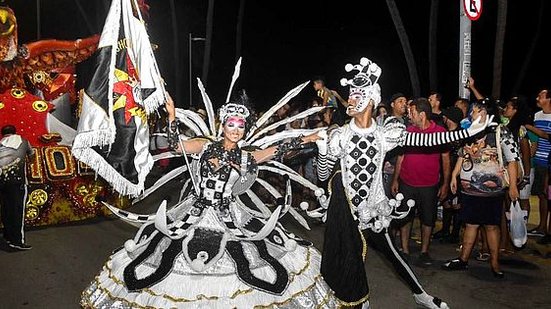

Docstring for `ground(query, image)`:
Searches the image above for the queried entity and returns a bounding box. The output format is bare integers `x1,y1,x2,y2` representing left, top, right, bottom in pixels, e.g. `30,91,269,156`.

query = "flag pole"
133,0,199,196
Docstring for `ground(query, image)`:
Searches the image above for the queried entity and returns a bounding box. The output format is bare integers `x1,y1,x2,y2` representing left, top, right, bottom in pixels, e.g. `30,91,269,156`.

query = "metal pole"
36,0,41,40
459,0,471,99
202,0,214,86
189,33,193,108
169,0,181,108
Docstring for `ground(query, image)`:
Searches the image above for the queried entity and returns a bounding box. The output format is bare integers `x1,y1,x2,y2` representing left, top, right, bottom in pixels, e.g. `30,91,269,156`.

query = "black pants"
365,228,424,295
322,170,424,305
0,182,27,244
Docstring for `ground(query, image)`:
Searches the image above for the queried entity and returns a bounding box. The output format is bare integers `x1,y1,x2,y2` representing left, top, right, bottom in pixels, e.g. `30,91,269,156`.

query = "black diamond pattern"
206,180,215,189
367,162,377,173
351,179,362,189
344,132,384,208
367,146,377,157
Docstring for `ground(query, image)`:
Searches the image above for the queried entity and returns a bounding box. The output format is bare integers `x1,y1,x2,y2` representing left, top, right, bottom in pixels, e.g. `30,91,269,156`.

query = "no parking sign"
463,0,483,21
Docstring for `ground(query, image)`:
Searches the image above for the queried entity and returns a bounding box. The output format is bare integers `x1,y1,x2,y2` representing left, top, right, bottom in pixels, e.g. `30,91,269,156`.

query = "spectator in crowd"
454,98,470,119
266,103,291,134
433,107,464,244
383,93,408,197
196,108,208,121
429,92,445,126
375,102,388,126
312,77,347,125
528,88,551,243
392,98,450,265
0,125,35,251
313,77,339,108
454,97,471,129
443,99,519,278
501,96,533,250
466,77,485,101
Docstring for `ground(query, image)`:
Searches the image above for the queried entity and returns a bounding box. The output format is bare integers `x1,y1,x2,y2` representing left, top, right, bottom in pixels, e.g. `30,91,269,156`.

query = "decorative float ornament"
0,6,99,94
0,6,17,62
0,88,54,146
0,6,129,227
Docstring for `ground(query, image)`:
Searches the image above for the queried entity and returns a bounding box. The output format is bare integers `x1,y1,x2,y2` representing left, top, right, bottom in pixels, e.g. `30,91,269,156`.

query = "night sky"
3,0,550,111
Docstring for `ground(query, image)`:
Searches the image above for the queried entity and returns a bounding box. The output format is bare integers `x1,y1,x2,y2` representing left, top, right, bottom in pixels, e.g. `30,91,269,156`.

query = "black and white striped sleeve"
317,129,342,182
402,129,470,147
317,152,337,182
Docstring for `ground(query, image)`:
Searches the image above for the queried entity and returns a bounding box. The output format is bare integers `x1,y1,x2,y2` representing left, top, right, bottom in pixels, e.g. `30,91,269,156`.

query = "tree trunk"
169,0,182,106
513,0,544,94
386,0,420,97
202,0,215,87
492,0,508,98
428,0,439,92
235,0,245,61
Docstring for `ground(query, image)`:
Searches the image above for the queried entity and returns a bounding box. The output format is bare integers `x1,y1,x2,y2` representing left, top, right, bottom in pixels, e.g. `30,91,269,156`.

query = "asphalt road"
1,179,550,308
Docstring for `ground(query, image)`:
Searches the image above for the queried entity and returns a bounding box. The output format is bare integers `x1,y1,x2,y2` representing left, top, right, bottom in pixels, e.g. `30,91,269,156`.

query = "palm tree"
492,0,508,98
513,0,545,94
386,0,420,97
202,0,215,87
428,0,439,92
235,0,245,61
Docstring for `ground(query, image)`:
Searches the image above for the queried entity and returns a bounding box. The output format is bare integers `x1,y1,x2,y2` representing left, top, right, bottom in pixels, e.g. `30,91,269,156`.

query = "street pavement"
1,180,550,308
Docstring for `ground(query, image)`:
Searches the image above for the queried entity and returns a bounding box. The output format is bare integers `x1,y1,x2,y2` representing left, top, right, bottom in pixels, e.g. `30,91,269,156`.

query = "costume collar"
350,118,376,135
0,135,22,149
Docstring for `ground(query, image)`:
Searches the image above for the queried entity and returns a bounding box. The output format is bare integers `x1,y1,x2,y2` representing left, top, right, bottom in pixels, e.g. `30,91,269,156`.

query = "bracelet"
167,119,181,150
274,135,304,161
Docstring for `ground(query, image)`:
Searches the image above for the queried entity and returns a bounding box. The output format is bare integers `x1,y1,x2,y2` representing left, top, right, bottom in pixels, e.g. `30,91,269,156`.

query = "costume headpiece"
340,57,382,112
219,103,250,123
219,90,251,123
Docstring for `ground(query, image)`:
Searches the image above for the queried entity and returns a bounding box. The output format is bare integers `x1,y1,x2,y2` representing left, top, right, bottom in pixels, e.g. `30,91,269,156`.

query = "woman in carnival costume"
81,59,340,308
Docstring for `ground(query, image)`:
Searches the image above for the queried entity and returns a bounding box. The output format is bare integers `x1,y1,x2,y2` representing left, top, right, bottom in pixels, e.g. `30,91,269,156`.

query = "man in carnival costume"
315,57,495,308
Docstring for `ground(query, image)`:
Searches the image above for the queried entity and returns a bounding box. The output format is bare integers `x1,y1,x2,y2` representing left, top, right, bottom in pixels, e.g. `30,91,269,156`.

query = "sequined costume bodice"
195,141,257,205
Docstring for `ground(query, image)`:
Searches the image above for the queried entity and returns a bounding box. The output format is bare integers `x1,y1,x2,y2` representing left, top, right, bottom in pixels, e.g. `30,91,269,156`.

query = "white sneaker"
361,300,370,309
414,292,449,309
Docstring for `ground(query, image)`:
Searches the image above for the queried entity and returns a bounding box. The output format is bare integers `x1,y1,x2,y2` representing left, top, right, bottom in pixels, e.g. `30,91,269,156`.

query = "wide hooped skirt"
81,242,337,308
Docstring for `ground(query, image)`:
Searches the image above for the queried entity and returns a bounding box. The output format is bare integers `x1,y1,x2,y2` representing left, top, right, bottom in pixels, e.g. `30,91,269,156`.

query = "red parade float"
0,6,129,227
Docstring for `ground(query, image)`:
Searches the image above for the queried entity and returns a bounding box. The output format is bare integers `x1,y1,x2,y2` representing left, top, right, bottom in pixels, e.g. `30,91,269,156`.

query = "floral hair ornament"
340,57,382,112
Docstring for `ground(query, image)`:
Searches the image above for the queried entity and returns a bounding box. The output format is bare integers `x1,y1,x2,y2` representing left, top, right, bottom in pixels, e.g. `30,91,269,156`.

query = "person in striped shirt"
530,89,551,243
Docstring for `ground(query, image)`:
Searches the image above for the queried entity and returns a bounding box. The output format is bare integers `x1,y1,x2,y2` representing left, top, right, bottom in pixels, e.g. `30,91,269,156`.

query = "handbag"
496,125,524,188
505,200,528,248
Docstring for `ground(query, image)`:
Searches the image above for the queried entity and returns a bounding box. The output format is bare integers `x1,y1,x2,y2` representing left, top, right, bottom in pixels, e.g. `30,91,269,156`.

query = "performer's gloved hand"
467,115,496,136
315,129,328,155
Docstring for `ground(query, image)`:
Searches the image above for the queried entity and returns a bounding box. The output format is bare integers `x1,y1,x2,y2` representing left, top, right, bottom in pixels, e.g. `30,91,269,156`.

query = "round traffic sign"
463,0,483,21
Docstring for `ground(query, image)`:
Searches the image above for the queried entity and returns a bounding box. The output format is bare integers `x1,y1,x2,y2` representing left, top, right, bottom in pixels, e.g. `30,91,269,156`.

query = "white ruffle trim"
81,246,337,308
71,147,153,197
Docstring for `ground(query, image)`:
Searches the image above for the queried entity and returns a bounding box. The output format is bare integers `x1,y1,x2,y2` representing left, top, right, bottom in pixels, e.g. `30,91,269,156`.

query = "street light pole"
188,34,206,108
